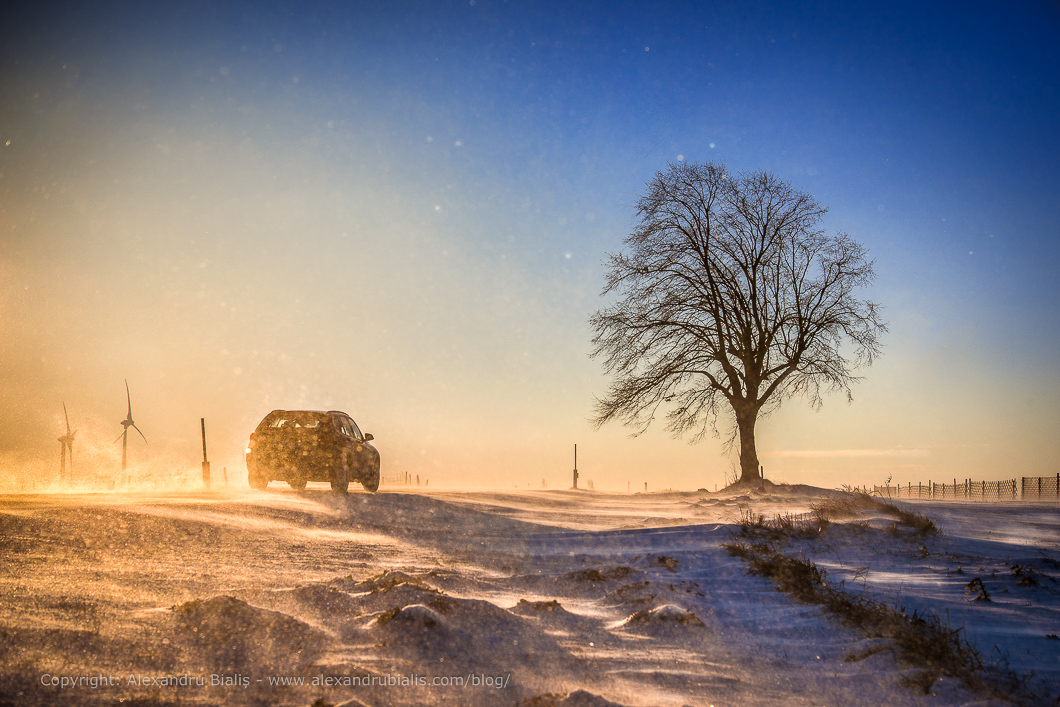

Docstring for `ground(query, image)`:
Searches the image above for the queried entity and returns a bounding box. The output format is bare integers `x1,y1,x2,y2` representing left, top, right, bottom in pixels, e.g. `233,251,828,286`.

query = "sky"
1,0,1058,491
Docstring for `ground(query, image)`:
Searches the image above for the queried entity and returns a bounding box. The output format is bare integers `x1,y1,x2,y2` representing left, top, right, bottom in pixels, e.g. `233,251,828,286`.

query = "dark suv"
245,410,380,493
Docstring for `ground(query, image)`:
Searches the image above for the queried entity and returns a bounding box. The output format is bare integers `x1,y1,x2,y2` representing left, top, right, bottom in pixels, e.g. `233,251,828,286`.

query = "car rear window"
266,412,328,429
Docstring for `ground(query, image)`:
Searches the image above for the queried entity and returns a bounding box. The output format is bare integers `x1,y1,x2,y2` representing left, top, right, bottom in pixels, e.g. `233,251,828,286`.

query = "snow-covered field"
1,484,1056,706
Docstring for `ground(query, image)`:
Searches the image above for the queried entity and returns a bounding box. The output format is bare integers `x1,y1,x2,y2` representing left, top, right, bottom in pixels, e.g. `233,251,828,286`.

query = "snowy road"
1,486,1054,706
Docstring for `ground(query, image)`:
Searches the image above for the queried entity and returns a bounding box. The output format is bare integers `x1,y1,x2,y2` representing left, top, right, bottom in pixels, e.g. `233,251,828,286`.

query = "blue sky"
2,1,1058,489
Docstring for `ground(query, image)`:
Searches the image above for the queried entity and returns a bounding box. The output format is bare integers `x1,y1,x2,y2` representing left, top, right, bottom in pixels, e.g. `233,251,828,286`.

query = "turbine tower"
115,380,147,471
58,402,76,482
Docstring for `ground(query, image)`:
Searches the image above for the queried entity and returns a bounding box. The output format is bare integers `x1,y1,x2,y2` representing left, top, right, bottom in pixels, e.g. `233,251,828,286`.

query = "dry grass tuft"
736,510,829,542
964,577,991,602
810,493,879,521
1010,564,1040,587
809,492,937,536
873,497,938,535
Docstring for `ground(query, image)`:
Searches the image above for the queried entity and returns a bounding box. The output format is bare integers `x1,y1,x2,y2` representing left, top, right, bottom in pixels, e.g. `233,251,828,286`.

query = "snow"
1,485,1056,705
776,498,1060,702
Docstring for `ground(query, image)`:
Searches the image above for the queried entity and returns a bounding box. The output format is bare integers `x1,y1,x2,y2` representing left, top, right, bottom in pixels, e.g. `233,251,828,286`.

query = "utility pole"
572,444,579,489
201,418,211,487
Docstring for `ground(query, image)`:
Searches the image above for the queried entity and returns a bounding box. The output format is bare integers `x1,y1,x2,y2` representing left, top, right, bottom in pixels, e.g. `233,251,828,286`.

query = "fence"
382,471,428,487
873,474,1059,501
1022,473,1060,500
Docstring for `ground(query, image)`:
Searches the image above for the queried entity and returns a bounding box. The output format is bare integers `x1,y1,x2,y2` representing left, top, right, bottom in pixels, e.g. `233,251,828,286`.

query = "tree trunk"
735,407,760,483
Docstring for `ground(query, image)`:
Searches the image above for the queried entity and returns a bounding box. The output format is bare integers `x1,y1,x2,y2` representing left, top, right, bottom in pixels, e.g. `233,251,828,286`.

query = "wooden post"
572,444,579,489
200,418,210,486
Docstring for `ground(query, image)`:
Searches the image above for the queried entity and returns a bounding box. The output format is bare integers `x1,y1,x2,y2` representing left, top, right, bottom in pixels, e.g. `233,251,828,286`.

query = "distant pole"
572,444,579,489
200,418,211,486
644,481,647,492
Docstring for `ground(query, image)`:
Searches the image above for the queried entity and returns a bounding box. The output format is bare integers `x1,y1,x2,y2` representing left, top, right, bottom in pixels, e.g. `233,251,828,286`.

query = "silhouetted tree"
590,162,886,485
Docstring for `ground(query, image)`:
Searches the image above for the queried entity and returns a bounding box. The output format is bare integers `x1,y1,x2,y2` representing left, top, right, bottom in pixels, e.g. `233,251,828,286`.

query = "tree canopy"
590,162,886,484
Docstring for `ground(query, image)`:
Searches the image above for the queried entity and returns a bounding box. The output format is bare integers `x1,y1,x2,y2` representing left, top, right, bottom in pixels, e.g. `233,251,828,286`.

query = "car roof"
267,409,349,415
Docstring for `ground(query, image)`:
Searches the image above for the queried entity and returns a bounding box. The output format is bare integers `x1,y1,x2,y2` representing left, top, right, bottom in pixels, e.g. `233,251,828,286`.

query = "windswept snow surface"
776,498,1060,703
1,485,1055,706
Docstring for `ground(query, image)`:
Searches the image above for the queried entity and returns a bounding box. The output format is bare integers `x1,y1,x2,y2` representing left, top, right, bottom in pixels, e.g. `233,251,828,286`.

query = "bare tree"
590,162,886,485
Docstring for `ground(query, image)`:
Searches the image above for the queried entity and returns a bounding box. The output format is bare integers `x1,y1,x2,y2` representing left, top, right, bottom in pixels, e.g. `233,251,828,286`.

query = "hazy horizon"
2,1,1058,492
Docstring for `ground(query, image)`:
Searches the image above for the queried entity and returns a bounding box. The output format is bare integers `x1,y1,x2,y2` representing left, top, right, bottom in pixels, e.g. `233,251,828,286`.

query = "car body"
245,409,380,493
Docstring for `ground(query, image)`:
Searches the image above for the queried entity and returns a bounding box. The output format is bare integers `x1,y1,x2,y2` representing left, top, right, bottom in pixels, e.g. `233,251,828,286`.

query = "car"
245,409,380,493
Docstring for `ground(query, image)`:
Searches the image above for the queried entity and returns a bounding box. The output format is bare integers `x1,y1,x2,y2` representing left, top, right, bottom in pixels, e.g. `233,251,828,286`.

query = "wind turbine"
58,402,76,482
115,380,147,471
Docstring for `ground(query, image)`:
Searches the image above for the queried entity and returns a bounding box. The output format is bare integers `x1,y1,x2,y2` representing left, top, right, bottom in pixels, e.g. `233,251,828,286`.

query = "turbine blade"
132,423,148,445
125,380,132,418
114,430,126,444
63,402,71,434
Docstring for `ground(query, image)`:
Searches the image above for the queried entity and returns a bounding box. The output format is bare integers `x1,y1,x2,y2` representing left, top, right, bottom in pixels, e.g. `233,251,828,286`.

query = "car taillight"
245,432,254,454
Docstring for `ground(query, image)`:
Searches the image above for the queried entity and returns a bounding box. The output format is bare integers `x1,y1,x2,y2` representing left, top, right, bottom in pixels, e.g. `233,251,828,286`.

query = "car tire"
249,473,269,491
331,451,350,494
288,477,307,491
362,464,380,493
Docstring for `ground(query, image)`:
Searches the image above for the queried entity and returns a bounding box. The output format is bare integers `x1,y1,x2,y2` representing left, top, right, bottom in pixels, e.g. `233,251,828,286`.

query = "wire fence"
382,471,428,487
872,474,1059,501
